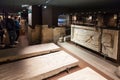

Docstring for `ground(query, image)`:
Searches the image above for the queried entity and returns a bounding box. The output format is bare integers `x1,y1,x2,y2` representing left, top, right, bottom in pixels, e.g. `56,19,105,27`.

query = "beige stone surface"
71,25,101,52
31,25,41,44
71,25,120,60
41,27,53,43
0,51,79,80
41,25,48,28
0,43,61,62
53,27,65,43
58,67,107,80
41,26,65,43
102,29,119,59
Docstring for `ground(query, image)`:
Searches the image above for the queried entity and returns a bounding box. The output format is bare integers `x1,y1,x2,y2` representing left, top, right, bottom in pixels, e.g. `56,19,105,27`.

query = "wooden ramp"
58,67,107,80
0,43,61,63
0,51,79,80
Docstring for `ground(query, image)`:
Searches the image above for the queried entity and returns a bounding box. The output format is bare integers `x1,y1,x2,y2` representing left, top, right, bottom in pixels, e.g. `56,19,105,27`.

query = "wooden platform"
58,67,107,80
0,43,61,63
0,51,79,80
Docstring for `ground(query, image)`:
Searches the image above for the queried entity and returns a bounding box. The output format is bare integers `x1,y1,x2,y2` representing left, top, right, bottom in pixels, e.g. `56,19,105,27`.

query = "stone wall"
28,25,66,44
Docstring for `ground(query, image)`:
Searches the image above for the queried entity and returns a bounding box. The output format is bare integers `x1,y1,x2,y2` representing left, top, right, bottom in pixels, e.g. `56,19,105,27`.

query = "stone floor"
0,32,120,80
58,42,120,80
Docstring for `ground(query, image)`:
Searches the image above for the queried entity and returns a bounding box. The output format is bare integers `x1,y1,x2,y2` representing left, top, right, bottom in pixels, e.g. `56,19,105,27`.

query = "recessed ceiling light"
22,4,29,8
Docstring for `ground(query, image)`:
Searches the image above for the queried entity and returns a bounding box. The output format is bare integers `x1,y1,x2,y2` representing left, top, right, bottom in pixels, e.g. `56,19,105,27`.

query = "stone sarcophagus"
71,25,101,52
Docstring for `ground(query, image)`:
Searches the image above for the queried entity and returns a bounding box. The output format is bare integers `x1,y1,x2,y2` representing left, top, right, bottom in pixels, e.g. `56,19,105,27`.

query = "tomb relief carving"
102,29,119,59
71,25,119,60
102,33,113,48
71,25,101,52
102,33,113,57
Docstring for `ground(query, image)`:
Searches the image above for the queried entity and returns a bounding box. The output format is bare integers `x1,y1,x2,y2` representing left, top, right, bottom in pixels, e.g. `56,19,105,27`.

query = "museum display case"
71,12,119,29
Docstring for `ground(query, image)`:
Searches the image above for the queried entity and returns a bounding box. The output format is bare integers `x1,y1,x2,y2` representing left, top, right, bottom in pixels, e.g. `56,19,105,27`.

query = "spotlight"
43,5,47,9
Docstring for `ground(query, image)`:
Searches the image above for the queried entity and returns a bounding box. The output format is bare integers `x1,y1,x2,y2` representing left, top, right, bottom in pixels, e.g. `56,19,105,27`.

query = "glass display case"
58,14,69,27
71,12,119,29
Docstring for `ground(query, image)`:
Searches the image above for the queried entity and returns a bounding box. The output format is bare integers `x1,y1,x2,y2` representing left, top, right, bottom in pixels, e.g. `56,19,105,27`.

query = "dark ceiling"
0,0,120,13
